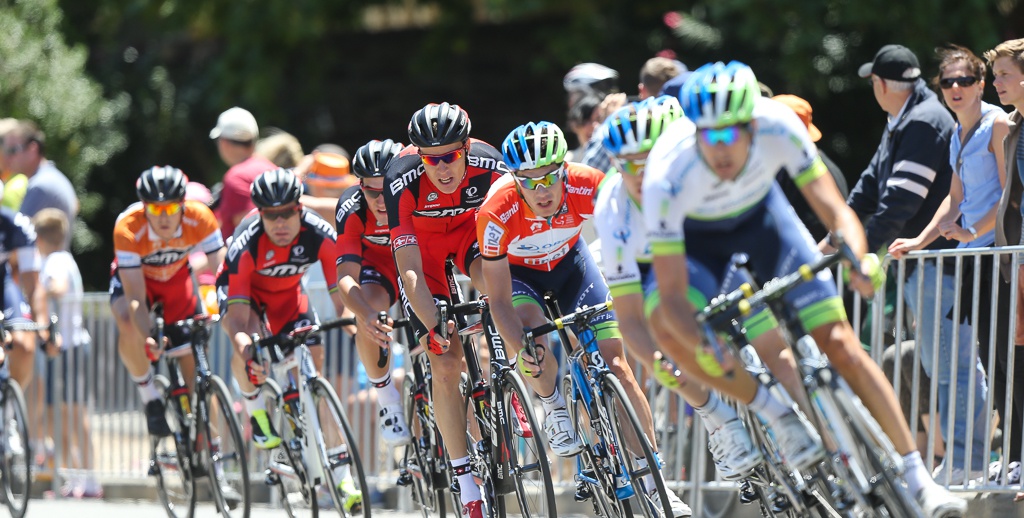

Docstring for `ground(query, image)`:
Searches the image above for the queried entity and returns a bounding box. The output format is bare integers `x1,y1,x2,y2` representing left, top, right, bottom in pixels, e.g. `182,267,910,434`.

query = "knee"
10,333,34,355
817,325,866,372
430,352,463,385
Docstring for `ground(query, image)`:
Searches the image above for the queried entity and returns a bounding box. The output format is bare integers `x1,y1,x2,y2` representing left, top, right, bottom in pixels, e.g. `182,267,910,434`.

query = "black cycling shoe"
144,399,173,437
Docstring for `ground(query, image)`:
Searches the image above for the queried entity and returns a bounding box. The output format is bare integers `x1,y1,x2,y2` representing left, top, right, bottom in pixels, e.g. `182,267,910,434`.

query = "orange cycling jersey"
113,200,224,282
476,163,603,271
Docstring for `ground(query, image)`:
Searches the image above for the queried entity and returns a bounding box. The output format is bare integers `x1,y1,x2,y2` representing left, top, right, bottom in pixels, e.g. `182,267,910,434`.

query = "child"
32,208,100,498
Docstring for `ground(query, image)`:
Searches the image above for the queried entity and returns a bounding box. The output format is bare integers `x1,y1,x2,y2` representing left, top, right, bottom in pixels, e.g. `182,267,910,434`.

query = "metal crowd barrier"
31,245,1024,509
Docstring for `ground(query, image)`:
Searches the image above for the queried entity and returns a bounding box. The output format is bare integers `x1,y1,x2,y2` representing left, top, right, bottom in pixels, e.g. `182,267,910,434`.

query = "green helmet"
501,121,568,170
601,96,684,156
680,61,759,128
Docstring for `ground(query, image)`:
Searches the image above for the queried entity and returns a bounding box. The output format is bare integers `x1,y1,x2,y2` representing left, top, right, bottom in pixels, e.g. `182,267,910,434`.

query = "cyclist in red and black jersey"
382,102,507,518
217,169,342,446
335,139,411,446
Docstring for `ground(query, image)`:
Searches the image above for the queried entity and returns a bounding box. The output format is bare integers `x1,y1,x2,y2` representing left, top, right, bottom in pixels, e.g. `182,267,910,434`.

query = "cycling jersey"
113,200,224,282
335,185,397,301
643,97,844,329
0,208,40,313
221,208,340,335
476,162,603,271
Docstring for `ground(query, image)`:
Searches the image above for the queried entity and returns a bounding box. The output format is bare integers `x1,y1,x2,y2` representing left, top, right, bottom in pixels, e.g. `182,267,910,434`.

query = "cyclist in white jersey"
642,61,965,517
595,95,828,480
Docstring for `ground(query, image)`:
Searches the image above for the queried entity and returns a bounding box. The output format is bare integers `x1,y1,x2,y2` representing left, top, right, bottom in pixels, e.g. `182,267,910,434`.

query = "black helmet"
407,102,471,148
250,168,303,209
136,166,188,202
351,139,404,179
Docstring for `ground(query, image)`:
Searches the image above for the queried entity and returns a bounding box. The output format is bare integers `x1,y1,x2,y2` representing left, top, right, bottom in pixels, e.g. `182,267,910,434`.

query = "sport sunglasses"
612,157,646,176
515,165,564,190
260,205,302,221
699,126,743,146
361,184,384,199
145,202,183,216
419,147,466,167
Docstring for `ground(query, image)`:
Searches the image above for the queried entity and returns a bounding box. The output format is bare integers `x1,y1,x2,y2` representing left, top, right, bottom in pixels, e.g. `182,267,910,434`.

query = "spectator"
33,208,99,498
2,120,77,249
890,45,1007,483
986,37,1024,486
0,118,27,211
563,62,620,107
638,57,683,99
772,94,849,242
566,93,602,161
256,129,305,168
209,106,276,239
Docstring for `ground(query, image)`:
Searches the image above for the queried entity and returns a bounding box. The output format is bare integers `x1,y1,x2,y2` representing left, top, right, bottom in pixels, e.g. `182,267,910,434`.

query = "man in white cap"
210,107,276,239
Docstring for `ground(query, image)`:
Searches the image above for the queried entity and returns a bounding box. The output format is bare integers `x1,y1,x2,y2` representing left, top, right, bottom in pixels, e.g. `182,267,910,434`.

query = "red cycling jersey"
476,163,603,271
335,184,398,300
220,208,339,334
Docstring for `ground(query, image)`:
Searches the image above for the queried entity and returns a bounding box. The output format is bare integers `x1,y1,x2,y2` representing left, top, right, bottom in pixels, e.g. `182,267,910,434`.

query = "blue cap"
658,70,693,98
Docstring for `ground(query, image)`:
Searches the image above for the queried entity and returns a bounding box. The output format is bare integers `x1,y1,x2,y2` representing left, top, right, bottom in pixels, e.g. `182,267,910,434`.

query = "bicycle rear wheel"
401,373,447,518
202,375,251,517
600,374,672,518
312,376,371,518
562,374,627,518
1,379,30,518
500,371,556,517
152,374,197,518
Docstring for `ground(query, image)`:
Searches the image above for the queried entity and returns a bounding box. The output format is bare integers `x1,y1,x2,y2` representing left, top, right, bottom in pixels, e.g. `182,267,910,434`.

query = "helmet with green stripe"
501,121,568,171
601,95,684,157
680,61,759,128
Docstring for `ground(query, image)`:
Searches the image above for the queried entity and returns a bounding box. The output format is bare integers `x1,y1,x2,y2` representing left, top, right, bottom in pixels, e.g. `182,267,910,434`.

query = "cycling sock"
451,455,481,503
369,372,401,408
131,368,161,403
693,392,736,430
327,445,352,482
539,388,566,415
635,456,657,493
241,388,265,416
902,450,930,494
747,384,790,423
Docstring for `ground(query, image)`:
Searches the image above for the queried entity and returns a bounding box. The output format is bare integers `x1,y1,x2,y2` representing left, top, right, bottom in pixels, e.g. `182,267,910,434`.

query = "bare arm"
119,268,153,338
650,253,700,349
613,292,659,372
395,245,438,330
481,257,528,353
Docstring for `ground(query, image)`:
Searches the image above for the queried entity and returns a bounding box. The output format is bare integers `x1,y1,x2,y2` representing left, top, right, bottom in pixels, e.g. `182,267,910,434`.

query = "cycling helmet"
563,63,620,93
352,139,405,179
501,121,568,171
680,61,759,128
601,96,685,156
250,168,303,208
136,166,188,202
407,102,471,148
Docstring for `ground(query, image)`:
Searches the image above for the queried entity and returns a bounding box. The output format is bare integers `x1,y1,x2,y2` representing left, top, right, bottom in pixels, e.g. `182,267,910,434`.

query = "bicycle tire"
1,379,30,518
458,371,502,518
263,379,318,518
401,373,448,518
152,374,198,518
830,376,922,518
202,375,252,518
311,376,371,518
499,370,556,517
562,373,627,518
599,374,673,518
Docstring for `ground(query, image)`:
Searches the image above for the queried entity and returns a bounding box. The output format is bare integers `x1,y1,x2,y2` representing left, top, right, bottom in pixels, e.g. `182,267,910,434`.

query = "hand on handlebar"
652,352,683,390
364,312,393,350
245,358,268,386
145,335,169,362
426,320,455,355
517,340,547,378
846,253,885,298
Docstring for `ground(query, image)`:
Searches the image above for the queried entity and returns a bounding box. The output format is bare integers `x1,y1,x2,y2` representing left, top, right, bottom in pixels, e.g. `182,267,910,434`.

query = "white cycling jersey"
642,97,828,256
593,173,650,298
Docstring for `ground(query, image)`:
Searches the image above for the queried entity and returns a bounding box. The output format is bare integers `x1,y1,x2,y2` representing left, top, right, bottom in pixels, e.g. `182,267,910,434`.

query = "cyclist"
382,102,507,518
476,120,690,517
110,166,224,437
642,61,966,516
335,138,410,445
0,195,47,391
218,168,361,512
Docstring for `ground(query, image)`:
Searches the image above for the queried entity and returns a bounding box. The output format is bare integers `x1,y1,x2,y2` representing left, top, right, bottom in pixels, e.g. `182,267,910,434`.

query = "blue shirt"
952,102,1005,248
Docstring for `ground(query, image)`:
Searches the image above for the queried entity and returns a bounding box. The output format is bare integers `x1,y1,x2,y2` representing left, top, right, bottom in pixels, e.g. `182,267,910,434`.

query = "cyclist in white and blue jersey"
642,61,965,517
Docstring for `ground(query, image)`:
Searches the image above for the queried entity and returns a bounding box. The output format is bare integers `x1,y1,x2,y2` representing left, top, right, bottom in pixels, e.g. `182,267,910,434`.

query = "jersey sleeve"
318,236,341,293
768,100,828,189
226,250,254,307
476,207,511,261
594,184,642,297
112,216,143,269
335,190,367,264
566,164,605,217
383,154,423,251
642,141,689,257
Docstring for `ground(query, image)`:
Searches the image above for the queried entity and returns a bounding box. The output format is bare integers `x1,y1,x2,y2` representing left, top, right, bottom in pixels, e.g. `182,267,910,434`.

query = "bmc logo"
142,250,188,266
389,165,424,195
468,155,510,173
257,263,314,277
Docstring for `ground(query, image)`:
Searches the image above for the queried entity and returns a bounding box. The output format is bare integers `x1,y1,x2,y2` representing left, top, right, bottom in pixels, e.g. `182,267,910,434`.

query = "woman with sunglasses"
110,166,225,438
476,120,692,517
335,139,412,446
890,45,1011,484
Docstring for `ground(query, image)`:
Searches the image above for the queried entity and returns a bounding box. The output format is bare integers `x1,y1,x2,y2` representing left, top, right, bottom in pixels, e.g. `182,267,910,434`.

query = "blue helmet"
501,121,568,171
680,61,759,128
601,96,685,157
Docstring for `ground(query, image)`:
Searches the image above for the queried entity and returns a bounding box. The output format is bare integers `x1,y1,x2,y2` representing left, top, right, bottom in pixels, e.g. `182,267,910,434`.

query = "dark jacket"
847,79,956,254
995,109,1023,281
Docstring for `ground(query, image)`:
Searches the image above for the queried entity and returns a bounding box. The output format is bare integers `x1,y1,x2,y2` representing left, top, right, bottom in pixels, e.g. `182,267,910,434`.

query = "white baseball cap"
209,107,259,141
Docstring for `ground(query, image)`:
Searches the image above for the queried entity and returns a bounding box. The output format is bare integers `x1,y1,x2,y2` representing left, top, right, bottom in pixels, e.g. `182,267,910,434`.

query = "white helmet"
563,63,619,93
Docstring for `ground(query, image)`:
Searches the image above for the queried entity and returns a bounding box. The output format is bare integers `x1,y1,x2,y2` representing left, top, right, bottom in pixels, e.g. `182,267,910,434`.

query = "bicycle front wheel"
1,379,30,518
311,376,371,518
202,375,251,518
600,374,672,518
401,373,447,518
562,373,626,518
152,374,197,518
500,370,556,518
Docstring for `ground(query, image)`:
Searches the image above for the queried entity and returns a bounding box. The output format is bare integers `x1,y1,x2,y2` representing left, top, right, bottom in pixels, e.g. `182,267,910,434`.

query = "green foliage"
0,0,128,252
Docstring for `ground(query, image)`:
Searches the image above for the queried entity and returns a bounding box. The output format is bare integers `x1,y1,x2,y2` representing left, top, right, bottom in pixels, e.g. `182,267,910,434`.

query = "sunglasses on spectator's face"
145,202,183,217
361,184,384,199
939,76,978,89
260,205,301,221
515,165,564,190
699,126,743,146
419,147,466,166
